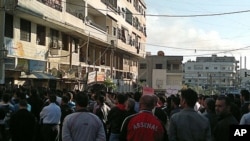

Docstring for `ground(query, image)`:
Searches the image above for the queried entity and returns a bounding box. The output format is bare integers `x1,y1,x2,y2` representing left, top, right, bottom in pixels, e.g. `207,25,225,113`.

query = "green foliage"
103,78,117,91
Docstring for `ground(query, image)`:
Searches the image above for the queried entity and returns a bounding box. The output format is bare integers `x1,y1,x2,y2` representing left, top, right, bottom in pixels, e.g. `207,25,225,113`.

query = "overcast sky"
145,0,250,69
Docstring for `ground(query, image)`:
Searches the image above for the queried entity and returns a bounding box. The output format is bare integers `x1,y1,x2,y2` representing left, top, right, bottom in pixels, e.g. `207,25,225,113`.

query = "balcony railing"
37,0,62,11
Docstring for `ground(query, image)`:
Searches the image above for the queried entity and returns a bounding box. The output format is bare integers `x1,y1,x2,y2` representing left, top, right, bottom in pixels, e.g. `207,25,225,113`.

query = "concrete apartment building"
138,51,183,94
0,0,147,92
183,55,239,93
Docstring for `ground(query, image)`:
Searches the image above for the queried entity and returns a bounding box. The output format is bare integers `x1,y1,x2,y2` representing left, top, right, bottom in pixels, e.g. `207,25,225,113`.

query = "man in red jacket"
120,94,167,141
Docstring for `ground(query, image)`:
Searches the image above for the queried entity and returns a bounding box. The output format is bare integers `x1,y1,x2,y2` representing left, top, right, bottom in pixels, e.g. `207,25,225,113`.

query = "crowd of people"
0,86,249,141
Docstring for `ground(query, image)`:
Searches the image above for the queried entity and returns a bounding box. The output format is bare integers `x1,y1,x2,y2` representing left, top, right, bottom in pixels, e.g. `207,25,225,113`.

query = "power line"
62,1,250,17
144,43,250,52
146,9,250,17
146,44,250,57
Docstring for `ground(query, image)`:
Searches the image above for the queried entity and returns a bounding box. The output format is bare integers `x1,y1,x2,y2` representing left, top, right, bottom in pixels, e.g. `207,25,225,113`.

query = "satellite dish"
50,68,58,76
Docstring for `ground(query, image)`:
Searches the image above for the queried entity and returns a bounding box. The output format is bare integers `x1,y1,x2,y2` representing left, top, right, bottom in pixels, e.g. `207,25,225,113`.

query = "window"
167,64,171,70
125,8,132,25
5,13,13,38
156,64,162,69
72,38,79,53
20,19,31,42
205,67,209,70
62,33,69,50
140,63,147,69
173,64,179,70
36,25,46,45
113,27,116,36
194,65,203,70
140,79,146,82
50,29,60,49
214,67,218,70
187,66,191,70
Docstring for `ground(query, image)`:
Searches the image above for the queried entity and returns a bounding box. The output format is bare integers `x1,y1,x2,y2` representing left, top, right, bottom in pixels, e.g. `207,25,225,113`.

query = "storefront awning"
20,72,59,80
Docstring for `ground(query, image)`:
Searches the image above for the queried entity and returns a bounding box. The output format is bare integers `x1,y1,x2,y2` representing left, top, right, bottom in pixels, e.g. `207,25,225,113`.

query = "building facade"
138,51,183,94
184,55,239,93
1,0,147,92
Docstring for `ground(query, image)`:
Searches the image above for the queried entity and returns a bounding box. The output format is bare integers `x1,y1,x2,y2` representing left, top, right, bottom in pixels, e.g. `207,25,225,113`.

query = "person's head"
240,89,250,102
134,92,142,102
96,94,105,105
180,88,198,108
2,93,10,103
171,96,180,108
139,94,155,111
215,95,231,116
49,94,57,103
75,92,89,109
204,98,215,113
61,95,70,105
30,88,38,97
158,95,166,107
152,94,159,107
125,98,135,112
19,100,28,110
116,94,128,105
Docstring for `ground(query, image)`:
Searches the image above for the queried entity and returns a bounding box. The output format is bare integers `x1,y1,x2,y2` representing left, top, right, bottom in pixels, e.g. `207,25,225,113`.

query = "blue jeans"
109,133,120,141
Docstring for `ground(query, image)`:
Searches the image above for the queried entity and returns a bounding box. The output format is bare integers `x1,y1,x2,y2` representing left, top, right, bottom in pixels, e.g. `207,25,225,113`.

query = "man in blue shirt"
40,94,61,141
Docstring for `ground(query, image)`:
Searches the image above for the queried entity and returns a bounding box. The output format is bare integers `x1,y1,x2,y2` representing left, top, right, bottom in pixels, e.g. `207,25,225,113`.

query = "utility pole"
110,43,114,80
0,0,6,84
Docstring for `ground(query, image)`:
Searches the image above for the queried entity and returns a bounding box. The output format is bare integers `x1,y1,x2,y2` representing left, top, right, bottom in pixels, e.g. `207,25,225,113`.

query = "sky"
144,0,250,69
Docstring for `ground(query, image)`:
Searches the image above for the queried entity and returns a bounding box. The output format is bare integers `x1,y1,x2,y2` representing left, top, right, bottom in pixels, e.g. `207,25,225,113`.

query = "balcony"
85,5,107,42
37,0,62,11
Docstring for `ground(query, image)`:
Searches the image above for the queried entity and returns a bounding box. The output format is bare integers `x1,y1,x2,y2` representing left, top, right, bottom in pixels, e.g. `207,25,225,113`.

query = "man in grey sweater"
62,92,106,141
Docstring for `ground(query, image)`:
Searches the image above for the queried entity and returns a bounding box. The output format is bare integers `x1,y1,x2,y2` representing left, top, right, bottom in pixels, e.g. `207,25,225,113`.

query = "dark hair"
2,93,10,103
62,96,70,103
205,98,215,112
241,90,250,101
217,95,231,106
172,96,180,106
75,92,89,107
19,100,28,107
97,95,105,104
30,88,38,97
49,94,57,103
158,95,166,104
181,88,197,108
117,94,128,104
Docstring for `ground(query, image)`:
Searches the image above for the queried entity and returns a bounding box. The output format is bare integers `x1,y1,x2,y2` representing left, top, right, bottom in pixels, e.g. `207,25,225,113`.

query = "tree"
103,78,117,92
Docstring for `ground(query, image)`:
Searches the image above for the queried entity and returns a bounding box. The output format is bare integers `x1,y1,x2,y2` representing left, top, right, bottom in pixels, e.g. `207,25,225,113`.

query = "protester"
168,88,211,141
213,95,238,141
240,90,250,116
62,92,106,141
202,97,217,131
107,94,128,141
9,100,37,141
120,94,167,141
239,103,250,125
40,94,61,141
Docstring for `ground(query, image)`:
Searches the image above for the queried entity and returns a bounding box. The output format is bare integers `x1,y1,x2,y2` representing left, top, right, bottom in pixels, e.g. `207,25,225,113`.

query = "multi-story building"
138,51,183,94
0,0,147,92
184,55,239,93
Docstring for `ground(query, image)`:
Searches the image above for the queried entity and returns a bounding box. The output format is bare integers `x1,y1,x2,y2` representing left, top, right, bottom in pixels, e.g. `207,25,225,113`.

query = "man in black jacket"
213,95,238,141
9,100,37,141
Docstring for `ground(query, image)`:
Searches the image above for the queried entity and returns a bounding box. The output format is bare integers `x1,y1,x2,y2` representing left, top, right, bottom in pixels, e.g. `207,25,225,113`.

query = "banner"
143,87,154,95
